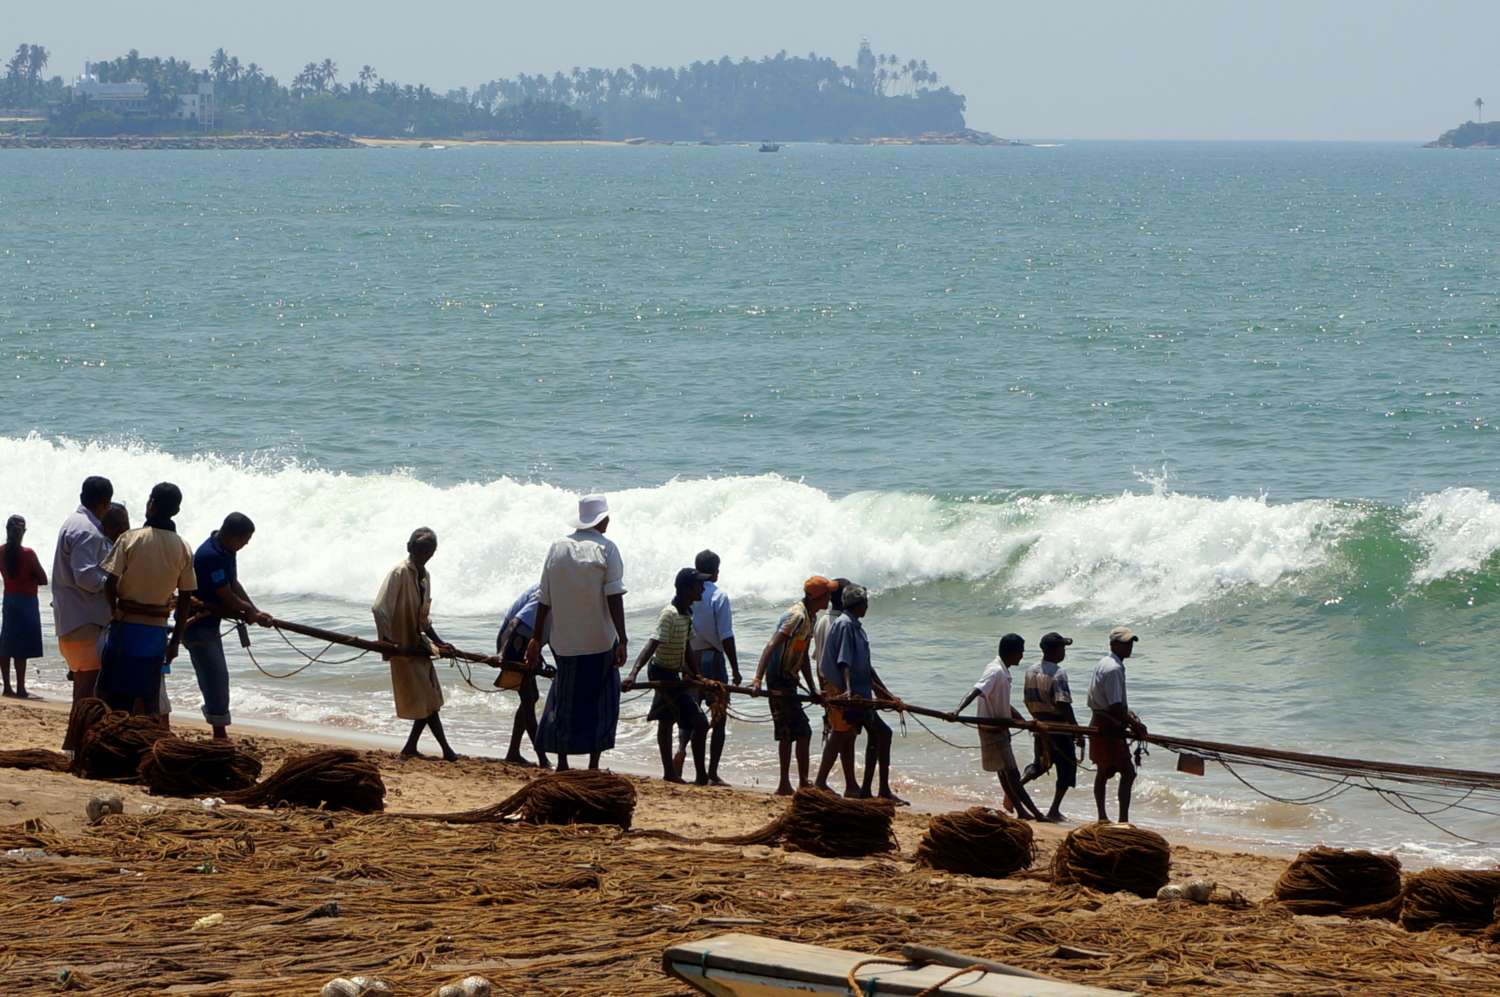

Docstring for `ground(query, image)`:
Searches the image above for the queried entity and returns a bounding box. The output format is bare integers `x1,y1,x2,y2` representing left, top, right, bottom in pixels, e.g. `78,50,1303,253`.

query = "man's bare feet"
1047,812,1070,823
443,752,464,762
774,783,794,796
878,791,909,806
400,749,426,759
707,775,730,787
504,754,538,768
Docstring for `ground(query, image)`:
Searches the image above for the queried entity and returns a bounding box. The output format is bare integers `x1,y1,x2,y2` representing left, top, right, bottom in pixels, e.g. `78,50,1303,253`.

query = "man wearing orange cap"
750,576,834,795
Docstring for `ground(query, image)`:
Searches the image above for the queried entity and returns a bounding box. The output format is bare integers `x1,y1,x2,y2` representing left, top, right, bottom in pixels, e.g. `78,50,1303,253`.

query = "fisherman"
1088,626,1148,822
527,494,628,772
1019,632,1085,822
812,577,859,797
623,567,712,784
372,527,460,761
98,483,196,716
823,584,906,803
52,476,115,712
750,576,833,795
101,503,130,544
182,513,273,741
686,549,739,785
1,515,48,700
953,633,1047,821
494,582,552,768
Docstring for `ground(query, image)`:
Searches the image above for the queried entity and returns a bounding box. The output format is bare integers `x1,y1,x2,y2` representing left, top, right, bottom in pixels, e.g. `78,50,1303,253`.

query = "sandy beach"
4,698,1499,996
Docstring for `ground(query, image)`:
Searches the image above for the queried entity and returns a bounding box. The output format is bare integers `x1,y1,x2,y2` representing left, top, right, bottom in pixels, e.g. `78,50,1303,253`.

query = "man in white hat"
1087,626,1148,822
526,494,627,771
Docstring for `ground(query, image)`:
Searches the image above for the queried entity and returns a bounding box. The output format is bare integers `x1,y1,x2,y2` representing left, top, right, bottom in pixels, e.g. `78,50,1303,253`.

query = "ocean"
4,140,1500,864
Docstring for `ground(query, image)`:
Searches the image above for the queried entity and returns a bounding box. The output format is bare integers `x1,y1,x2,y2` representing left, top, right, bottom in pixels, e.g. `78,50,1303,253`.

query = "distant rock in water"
1424,121,1500,148
831,129,1027,147
0,132,362,150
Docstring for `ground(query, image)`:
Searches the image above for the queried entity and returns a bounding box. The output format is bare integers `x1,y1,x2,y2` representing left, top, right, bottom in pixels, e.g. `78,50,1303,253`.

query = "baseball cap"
803,575,839,598
1108,626,1138,644
674,567,712,590
1039,632,1073,649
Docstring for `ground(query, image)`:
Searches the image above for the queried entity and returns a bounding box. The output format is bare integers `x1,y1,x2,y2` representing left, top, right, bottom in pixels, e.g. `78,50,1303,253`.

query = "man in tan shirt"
98,483,196,714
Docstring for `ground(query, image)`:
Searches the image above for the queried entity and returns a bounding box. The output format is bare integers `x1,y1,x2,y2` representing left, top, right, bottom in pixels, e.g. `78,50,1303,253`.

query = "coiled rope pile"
688,787,899,858
1400,869,1500,934
67,698,172,782
1050,822,1172,897
1270,846,1404,919
915,807,1035,878
137,737,264,796
220,749,385,813
405,770,638,829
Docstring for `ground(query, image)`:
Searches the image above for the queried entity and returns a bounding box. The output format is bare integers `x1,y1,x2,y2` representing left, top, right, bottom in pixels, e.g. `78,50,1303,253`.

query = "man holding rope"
183,513,272,741
1019,632,1084,822
495,583,552,768
623,567,712,784
751,576,833,796
821,584,906,804
1088,626,1148,822
372,527,460,761
98,483,196,716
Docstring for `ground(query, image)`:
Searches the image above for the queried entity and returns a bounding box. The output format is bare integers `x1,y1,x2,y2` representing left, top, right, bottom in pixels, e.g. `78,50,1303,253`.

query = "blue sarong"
538,644,619,755
0,593,43,659
97,622,169,705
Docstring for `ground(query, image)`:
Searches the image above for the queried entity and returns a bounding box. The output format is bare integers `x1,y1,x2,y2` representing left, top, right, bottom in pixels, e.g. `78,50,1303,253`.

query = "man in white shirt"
1087,626,1148,822
52,476,115,711
527,494,628,771
954,633,1047,822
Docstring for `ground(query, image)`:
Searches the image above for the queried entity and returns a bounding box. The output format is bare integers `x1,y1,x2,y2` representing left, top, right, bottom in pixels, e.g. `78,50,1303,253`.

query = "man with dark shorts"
687,549,739,785
624,567,711,784
495,583,552,768
1088,626,1148,822
183,512,273,741
823,584,905,803
1020,632,1085,822
750,576,833,795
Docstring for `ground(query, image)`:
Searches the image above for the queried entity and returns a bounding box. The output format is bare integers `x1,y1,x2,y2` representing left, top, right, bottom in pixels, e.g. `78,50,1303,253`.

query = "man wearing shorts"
624,567,711,784
823,584,904,803
1020,632,1084,822
955,632,1046,821
1088,626,1148,822
750,576,833,795
52,476,115,721
495,583,552,768
687,549,739,785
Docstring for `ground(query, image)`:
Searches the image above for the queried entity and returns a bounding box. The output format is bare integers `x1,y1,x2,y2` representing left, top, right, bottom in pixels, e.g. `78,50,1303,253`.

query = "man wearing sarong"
98,483,196,715
54,477,116,744
1020,631,1084,822
750,576,833,795
1088,626,1148,822
624,567,711,784
526,495,628,771
372,527,460,761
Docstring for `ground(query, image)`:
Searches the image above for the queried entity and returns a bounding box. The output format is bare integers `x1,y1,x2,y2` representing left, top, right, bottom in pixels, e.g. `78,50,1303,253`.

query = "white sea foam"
1404,487,1500,583
0,434,1364,620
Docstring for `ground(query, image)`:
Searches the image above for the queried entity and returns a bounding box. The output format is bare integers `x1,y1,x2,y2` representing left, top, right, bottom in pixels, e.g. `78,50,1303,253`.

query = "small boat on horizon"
759,141,781,152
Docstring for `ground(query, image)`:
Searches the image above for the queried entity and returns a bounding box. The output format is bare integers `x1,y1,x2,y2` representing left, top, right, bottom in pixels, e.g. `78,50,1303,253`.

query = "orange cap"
803,575,839,598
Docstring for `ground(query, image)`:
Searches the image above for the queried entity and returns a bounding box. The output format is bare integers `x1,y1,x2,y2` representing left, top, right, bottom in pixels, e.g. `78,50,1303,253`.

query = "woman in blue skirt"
1,515,48,699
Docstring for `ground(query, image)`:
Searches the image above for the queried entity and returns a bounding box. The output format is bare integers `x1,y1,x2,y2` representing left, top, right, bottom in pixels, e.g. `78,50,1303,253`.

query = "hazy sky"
8,1,1497,140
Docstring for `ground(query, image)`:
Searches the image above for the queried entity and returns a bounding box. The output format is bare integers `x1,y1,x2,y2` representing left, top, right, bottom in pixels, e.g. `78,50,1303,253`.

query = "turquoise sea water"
4,141,1500,862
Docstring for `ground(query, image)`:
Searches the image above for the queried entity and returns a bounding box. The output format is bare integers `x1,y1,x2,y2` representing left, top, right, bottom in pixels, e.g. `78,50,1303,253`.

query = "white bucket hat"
568,494,610,530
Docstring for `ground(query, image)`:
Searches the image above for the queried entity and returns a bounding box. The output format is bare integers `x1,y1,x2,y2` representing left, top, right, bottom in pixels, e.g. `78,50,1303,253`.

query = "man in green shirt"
624,567,711,784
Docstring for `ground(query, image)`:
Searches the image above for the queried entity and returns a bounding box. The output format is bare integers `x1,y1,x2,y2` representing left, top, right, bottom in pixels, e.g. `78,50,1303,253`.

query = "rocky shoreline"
0,131,361,150
831,128,1027,146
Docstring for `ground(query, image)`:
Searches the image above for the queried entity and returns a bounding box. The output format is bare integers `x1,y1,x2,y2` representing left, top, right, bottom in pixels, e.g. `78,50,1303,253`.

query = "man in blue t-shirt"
183,512,271,740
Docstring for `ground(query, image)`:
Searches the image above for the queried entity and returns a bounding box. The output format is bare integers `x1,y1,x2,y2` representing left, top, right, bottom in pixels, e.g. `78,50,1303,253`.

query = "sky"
6,0,1498,140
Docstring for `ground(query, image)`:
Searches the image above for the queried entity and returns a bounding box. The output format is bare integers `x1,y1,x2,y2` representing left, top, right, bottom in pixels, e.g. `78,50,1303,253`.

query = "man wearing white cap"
527,494,627,771
1087,626,1148,822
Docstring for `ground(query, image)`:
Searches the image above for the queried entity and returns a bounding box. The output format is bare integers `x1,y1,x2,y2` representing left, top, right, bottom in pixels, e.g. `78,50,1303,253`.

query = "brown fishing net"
137,737,264,796
220,749,385,813
915,807,1035,878
674,787,900,858
0,748,73,772
70,705,172,782
1271,846,1404,919
1400,868,1500,933
407,770,638,828
1050,821,1172,897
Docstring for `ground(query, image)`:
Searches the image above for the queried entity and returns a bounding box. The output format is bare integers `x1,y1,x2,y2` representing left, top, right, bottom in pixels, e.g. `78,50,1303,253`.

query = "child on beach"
1,515,48,699
623,567,712,784
954,633,1049,822
751,576,835,795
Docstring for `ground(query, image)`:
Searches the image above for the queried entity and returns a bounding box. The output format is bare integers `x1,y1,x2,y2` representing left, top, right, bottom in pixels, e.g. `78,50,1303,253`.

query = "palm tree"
1476,97,1485,124
210,47,229,80
319,58,338,88
359,65,377,85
